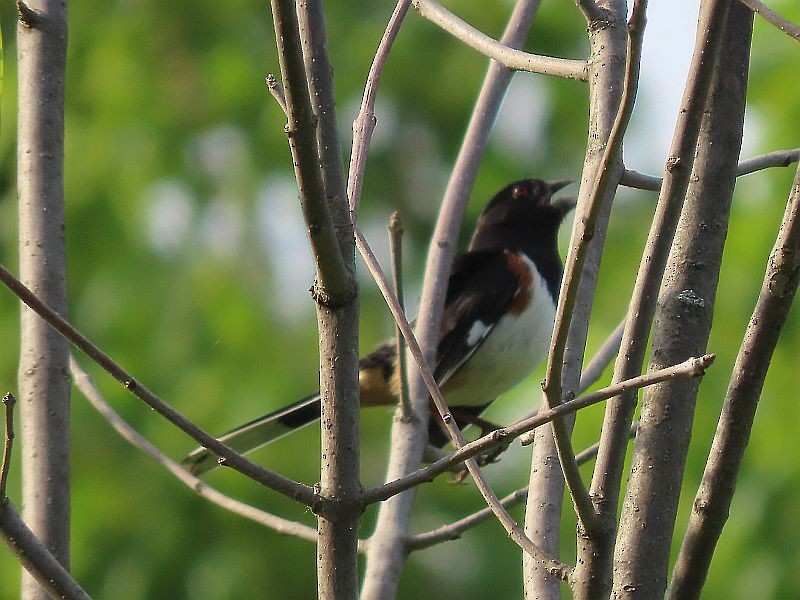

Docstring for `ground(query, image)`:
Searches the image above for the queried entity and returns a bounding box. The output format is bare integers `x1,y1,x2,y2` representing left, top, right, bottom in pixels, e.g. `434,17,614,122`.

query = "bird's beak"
547,179,573,194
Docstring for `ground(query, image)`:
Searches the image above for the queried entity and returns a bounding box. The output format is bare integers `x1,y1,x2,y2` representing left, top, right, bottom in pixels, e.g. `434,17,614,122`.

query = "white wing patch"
441,256,556,408
466,320,491,348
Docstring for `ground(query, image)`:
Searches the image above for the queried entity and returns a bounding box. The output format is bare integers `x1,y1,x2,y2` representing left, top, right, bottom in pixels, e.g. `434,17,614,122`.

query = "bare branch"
739,0,800,41
290,1,363,595
0,394,14,499
542,0,648,537
621,148,800,191
412,0,588,80
270,0,356,306
68,357,330,550
17,1,72,591
524,4,628,590
736,148,800,175
0,501,92,600
668,163,800,599
388,213,413,420
364,355,713,504
0,263,317,506
348,0,412,220
406,425,638,552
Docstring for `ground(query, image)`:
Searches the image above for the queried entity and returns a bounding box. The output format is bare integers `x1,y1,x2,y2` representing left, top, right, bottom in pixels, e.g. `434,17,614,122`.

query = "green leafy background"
1,1,799,598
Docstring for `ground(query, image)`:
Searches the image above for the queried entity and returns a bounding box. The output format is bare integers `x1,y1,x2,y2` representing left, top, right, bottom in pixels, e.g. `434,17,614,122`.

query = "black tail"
182,393,321,475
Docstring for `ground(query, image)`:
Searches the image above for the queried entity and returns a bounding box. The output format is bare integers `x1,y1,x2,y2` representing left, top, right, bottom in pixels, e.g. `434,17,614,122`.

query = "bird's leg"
446,410,513,481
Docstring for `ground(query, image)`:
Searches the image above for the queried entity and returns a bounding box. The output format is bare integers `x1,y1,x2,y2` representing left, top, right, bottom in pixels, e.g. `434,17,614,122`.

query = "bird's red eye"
512,185,529,199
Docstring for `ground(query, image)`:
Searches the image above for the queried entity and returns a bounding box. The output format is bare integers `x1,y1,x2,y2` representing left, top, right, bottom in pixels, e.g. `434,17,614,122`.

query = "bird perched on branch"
184,178,574,475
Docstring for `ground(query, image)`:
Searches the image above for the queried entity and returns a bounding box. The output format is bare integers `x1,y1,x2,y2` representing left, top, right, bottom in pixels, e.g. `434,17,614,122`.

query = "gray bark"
16,2,72,598
612,4,753,597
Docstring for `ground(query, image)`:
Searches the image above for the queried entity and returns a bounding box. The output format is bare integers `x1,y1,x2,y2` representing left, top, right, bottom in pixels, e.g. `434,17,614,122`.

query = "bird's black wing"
434,250,521,385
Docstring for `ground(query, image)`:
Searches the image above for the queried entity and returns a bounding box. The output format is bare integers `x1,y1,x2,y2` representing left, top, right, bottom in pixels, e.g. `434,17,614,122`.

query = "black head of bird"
468,178,575,255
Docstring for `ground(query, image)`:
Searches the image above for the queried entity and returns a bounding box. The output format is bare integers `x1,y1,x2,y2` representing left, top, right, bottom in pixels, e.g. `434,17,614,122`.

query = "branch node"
666,156,682,172
266,73,288,115
17,1,42,28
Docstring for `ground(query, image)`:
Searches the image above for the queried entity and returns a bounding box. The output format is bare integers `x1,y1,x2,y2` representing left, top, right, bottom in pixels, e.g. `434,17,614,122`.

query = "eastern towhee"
184,178,574,475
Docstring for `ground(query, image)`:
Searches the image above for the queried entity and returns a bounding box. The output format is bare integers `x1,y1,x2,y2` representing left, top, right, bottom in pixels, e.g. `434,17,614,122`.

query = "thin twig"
406,422,638,552
68,356,334,550
0,393,15,499
355,229,446,424
738,148,800,175
412,0,588,80
739,0,800,41
541,0,649,535
348,0,412,220
0,501,92,600
0,263,317,506
364,355,713,504
265,73,287,115
621,148,800,191
388,213,412,420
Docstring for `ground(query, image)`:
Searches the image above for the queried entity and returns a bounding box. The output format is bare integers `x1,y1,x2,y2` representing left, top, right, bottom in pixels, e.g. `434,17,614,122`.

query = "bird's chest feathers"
442,267,556,407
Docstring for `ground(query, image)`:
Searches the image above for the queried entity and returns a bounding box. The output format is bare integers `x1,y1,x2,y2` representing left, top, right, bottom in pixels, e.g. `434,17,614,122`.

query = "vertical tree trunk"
612,4,753,597
526,2,627,597
16,1,71,599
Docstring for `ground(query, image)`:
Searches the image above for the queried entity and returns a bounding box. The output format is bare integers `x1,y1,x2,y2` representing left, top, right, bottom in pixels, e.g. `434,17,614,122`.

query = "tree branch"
348,0,412,221
668,161,800,599
621,148,800,191
274,2,362,596
0,263,317,506
16,0,72,592
405,424,638,552
524,3,629,593
270,0,356,306
541,0,647,538
0,501,92,600
612,4,753,597
0,394,14,499
364,355,713,504
739,0,800,42
412,0,588,80
388,213,412,420
584,1,740,593
68,357,329,550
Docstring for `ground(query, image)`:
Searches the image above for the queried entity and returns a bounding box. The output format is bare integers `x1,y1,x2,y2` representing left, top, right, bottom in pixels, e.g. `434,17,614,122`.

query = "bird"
184,178,575,475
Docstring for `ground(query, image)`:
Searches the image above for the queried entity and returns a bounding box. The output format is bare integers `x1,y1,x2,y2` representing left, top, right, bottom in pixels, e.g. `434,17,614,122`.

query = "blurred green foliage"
1,1,799,598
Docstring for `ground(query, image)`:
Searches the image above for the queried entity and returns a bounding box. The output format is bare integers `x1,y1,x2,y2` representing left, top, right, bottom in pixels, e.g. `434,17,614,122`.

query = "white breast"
441,257,557,408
